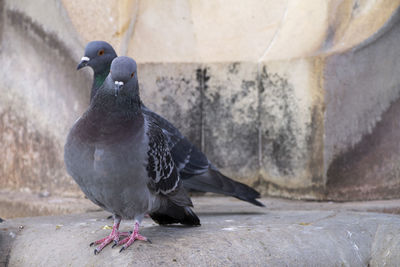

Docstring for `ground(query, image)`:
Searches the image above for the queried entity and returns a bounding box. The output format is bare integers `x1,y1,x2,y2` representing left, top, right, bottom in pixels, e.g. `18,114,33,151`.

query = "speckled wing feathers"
146,118,180,195
142,105,210,179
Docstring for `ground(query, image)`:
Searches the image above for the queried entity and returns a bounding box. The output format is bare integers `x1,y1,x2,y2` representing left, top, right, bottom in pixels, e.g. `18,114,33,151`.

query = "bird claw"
117,226,149,251
90,221,148,254
90,229,122,253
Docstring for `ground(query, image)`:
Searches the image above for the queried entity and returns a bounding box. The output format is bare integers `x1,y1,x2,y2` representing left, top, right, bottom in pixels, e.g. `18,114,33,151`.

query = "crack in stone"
257,0,289,62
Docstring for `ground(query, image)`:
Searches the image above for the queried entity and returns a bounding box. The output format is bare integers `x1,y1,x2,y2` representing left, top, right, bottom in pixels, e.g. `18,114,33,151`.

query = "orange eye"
131,72,135,78
98,49,105,56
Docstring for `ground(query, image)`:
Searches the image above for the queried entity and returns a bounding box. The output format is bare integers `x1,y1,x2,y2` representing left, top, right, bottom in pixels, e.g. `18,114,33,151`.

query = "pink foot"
90,217,130,254
118,222,150,253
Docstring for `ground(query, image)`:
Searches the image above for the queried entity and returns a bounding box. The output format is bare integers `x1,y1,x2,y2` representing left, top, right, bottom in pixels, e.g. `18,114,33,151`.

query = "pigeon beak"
77,56,90,70
114,81,124,96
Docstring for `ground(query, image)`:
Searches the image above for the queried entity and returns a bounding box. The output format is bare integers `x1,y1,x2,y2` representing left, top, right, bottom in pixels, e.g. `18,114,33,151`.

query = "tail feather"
150,204,200,226
183,168,265,207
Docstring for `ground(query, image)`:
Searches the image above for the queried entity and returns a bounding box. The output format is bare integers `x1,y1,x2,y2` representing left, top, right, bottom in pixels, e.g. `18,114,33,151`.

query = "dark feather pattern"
146,118,180,195
142,105,209,177
150,205,200,226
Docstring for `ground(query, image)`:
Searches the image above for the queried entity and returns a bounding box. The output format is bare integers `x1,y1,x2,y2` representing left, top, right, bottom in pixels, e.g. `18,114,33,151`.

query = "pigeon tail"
182,168,265,207
150,204,200,226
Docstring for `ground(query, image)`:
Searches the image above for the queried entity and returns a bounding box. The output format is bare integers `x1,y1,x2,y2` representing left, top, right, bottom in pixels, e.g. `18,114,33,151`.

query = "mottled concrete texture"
1,197,400,266
0,0,89,196
1,0,400,201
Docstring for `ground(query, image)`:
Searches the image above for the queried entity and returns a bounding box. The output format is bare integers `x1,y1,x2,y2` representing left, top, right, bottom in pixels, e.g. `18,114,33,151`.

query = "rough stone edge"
0,224,17,267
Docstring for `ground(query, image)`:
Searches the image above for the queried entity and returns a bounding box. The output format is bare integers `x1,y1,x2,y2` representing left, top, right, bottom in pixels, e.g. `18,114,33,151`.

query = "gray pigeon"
65,56,200,254
77,41,264,207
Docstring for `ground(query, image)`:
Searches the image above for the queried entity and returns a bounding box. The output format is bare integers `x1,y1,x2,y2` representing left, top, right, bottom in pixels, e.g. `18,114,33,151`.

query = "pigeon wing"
145,118,180,195
142,105,210,179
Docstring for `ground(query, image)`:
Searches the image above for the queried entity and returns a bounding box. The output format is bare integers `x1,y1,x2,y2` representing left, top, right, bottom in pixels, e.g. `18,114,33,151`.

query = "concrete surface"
2,191,400,219
1,197,400,266
0,189,100,219
1,0,400,201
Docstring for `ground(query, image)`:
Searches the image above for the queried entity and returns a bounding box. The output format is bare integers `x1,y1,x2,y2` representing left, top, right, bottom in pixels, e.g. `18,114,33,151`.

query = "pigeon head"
110,56,138,97
77,41,117,72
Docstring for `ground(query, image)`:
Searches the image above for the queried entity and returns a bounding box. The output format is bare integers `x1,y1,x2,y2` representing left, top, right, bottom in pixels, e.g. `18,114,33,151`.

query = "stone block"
324,7,400,200
258,59,325,198
2,200,400,266
202,63,259,181
138,63,202,147
0,0,90,195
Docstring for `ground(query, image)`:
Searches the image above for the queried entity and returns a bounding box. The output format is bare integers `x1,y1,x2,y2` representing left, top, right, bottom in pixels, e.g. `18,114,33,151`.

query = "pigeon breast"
65,109,157,219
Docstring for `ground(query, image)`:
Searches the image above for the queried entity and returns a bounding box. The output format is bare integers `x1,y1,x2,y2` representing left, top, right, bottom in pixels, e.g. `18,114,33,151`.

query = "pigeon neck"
84,92,143,142
91,68,110,101
92,78,142,119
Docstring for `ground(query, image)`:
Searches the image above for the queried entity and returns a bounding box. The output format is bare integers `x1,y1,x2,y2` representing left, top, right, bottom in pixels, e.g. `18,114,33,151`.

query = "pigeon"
77,41,264,207
65,56,200,254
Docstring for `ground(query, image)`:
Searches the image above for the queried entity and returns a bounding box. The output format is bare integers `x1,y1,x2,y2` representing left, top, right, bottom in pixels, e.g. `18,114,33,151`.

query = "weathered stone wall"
1,0,400,201
0,0,90,196
324,9,400,200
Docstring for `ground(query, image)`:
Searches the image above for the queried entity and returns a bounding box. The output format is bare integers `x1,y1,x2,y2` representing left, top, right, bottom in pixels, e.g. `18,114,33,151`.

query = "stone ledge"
0,190,100,219
1,190,400,220
1,197,400,266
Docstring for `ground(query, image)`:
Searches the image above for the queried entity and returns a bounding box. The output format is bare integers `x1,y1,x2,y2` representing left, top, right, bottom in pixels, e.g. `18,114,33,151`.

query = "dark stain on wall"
155,72,202,149
202,64,259,176
306,106,324,185
6,9,74,61
5,8,89,105
259,66,298,176
326,93,400,201
228,62,240,74
196,68,210,151
0,109,74,193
